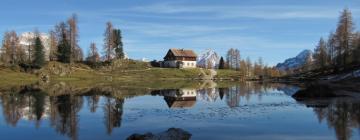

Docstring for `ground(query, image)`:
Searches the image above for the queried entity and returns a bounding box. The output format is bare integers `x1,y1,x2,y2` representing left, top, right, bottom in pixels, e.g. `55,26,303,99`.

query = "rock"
127,128,192,140
292,84,338,100
40,73,50,83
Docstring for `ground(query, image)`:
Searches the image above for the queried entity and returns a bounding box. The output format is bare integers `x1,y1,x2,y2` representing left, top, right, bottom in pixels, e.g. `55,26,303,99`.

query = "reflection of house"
161,48,197,68
162,89,197,108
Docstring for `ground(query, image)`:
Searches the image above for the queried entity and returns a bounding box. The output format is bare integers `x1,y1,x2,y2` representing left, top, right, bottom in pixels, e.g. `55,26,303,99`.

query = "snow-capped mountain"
276,50,313,71
19,32,50,61
197,49,220,69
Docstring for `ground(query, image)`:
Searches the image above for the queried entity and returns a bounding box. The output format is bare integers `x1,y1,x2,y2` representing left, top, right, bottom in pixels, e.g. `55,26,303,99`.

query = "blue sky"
1,0,360,66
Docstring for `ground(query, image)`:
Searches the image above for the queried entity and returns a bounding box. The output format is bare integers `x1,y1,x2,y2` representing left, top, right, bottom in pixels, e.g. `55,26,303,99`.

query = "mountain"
19,32,50,61
197,49,220,69
276,50,313,71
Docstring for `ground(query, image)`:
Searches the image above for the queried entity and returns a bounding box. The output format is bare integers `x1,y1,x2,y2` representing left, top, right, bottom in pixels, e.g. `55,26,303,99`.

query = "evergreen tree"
112,29,124,59
219,56,225,69
56,22,71,63
32,36,45,68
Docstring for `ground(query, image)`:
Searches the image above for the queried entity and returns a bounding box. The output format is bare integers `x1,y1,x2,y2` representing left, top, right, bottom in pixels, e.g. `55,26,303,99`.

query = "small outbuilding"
162,48,197,68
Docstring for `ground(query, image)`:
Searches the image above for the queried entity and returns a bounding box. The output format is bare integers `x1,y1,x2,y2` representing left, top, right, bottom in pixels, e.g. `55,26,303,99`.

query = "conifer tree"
33,36,45,68
56,22,71,63
219,56,225,69
112,29,124,59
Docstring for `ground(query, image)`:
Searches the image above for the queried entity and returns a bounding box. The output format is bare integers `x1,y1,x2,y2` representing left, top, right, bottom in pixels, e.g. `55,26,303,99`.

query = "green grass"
216,69,244,79
0,67,37,86
0,60,247,89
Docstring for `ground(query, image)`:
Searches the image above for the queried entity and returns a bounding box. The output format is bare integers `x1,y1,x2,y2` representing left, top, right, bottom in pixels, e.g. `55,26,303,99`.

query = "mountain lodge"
161,48,197,68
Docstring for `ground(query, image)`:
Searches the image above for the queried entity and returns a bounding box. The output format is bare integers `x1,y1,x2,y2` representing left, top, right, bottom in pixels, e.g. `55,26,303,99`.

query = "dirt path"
199,69,217,80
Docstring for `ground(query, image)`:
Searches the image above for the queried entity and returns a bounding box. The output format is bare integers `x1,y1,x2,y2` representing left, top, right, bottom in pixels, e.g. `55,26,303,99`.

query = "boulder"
127,128,192,140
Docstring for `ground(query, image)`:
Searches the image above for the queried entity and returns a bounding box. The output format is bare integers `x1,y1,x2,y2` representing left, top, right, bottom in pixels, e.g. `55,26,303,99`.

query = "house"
162,48,197,68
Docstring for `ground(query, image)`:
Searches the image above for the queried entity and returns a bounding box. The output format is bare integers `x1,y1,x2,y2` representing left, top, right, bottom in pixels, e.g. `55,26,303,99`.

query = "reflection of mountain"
276,85,301,96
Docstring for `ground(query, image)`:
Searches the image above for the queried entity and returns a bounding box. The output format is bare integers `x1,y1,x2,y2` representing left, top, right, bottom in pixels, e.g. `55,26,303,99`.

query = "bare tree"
246,57,252,77
87,43,99,63
67,14,79,62
226,48,241,70
1,31,24,65
327,32,337,67
49,30,58,61
103,22,114,61
313,38,328,69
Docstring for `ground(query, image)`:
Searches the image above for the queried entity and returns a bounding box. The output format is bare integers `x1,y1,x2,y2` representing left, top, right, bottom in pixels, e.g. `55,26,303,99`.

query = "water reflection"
0,82,359,140
297,98,360,140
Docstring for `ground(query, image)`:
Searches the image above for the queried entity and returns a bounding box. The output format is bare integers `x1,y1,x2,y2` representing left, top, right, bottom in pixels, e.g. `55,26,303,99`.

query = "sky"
1,0,360,66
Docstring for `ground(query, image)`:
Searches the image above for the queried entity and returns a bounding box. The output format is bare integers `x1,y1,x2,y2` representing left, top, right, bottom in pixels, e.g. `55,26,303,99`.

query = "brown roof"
169,48,197,57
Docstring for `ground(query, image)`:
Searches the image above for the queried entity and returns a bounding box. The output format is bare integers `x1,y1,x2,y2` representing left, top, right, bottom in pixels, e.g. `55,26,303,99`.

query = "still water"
0,81,359,140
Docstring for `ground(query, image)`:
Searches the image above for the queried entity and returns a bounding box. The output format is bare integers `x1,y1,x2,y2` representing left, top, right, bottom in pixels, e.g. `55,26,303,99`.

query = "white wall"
181,61,197,68
163,60,197,68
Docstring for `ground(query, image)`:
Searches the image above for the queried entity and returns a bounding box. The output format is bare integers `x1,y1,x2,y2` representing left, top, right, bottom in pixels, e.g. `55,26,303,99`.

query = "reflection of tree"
0,92,25,126
0,90,46,127
103,97,124,135
226,86,241,107
87,95,100,113
312,100,360,140
50,95,83,140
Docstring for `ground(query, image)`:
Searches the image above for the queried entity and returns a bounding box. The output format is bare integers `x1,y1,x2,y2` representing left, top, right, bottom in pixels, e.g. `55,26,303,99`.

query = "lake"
0,81,359,140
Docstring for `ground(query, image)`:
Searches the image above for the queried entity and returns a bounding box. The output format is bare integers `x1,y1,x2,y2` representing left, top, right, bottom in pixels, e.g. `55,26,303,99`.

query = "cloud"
122,22,247,38
128,3,357,20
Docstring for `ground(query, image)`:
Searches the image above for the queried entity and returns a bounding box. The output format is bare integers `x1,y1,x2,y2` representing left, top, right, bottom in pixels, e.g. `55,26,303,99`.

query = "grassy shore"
0,61,245,87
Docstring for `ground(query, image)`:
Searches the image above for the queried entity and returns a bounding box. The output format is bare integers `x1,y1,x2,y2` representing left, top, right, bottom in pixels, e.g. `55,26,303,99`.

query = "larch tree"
1,32,12,64
352,32,360,64
313,38,328,69
104,22,114,62
112,29,124,59
226,48,241,70
67,14,80,62
335,8,355,66
246,57,252,77
254,57,264,76
49,30,58,61
2,31,24,65
239,60,247,76
326,32,337,67
87,43,99,63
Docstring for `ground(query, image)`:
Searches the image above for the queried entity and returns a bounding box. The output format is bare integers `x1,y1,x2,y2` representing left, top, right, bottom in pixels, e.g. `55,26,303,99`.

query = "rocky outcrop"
127,128,192,140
